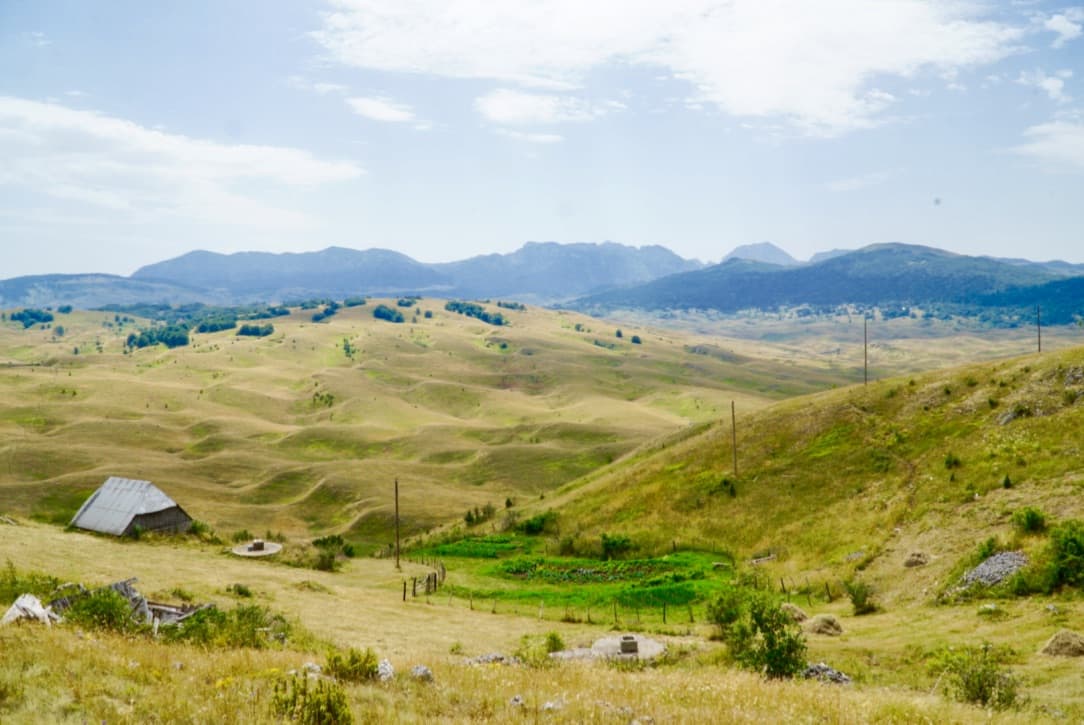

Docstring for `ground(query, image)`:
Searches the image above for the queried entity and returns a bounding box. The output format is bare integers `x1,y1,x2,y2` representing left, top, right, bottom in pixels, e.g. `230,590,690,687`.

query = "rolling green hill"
532,343,1084,601
0,300,851,548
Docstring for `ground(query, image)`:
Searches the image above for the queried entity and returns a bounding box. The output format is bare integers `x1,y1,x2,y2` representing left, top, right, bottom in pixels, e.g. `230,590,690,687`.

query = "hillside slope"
540,344,1084,603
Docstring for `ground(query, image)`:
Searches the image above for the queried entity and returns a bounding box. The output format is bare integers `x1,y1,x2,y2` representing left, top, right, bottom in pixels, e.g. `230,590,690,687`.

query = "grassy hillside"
542,344,1084,579
0,300,851,548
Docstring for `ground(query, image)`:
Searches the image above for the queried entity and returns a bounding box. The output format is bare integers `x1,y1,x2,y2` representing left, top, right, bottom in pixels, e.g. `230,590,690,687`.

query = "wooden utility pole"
863,316,868,386
394,477,401,571
731,400,738,477
1037,305,1042,353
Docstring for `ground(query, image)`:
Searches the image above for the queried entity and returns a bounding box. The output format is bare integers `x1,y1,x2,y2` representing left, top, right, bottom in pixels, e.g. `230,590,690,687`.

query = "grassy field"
0,301,854,549
0,520,1066,723
5,302,1084,721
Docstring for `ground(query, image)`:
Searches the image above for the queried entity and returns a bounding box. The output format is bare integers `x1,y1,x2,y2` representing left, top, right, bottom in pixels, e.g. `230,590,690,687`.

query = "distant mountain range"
0,242,701,309
570,243,1084,325
2,241,1082,324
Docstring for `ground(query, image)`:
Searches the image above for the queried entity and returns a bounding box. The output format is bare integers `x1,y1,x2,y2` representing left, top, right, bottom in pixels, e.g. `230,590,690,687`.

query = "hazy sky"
1,1,1082,278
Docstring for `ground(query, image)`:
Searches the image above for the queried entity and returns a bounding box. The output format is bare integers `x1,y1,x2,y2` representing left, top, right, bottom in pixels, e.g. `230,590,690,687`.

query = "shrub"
519,511,557,535
227,583,253,598
326,647,379,683
1047,519,1084,588
272,676,353,724
544,631,565,653
944,452,962,469
600,533,633,560
630,335,642,344
237,323,274,337
372,304,404,323
232,529,255,543
710,590,806,678
163,604,290,648
707,587,747,637
1012,507,1046,534
932,643,1022,710
65,588,136,633
314,550,338,572
844,579,877,615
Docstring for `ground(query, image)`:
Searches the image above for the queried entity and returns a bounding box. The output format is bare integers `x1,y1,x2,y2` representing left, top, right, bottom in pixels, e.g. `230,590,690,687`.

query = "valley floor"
0,520,1077,723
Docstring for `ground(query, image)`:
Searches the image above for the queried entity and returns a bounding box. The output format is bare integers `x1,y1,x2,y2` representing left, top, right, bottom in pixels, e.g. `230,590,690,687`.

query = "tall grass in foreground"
0,626,1053,723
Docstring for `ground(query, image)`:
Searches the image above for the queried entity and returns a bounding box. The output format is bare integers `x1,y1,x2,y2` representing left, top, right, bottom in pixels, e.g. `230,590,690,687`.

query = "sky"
1,0,1082,278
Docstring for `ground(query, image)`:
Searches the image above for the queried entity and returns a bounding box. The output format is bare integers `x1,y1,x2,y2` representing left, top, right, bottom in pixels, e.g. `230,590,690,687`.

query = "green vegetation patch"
421,534,535,559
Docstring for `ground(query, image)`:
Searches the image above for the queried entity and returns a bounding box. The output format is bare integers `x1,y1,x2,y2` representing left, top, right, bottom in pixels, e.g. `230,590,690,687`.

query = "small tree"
709,589,806,678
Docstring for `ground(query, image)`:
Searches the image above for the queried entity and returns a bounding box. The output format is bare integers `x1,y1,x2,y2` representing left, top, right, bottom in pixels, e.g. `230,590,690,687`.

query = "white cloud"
24,31,50,47
314,0,1023,136
474,89,608,125
347,95,417,123
287,75,349,94
1011,113,1084,170
0,96,362,227
495,128,564,143
1017,68,1073,103
826,170,893,192
1044,8,1084,48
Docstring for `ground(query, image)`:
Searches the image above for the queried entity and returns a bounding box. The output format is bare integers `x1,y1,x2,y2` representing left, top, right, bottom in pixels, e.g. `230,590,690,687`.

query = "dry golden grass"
0,302,853,546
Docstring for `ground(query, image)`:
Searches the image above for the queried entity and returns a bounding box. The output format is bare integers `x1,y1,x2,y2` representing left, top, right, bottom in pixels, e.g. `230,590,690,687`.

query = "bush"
372,304,404,323
630,335,642,344
519,511,558,536
844,579,877,615
707,587,747,637
272,676,353,724
227,583,253,598
944,452,962,469
314,550,338,572
600,533,633,560
162,604,290,648
1047,519,1084,588
326,647,379,682
1012,507,1046,534
710,590,806,678
544,631,565,653
237,323,274,337
65,588,136,633
932,643,1022,710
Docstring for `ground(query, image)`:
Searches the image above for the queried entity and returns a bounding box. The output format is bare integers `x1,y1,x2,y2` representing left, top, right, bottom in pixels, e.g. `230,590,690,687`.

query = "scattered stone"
845,551,865,562
509,695,525,708
960,551,1028,588
467,653,520,666
302,662,321,677
172,661,185,671
542,700,563,712
377,659,395,682
1041,630,1084,657
807,614,843,636
781,602,808,622
803,662,852,684
1046,604,1062,616
0,515,18,526
904,552,929,568
410,664,434,683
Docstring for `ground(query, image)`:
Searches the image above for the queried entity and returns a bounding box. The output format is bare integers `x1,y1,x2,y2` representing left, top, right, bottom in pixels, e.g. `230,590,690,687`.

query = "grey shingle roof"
69,477,180,535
